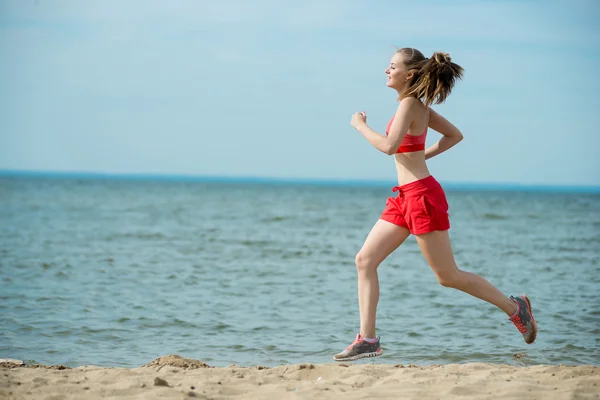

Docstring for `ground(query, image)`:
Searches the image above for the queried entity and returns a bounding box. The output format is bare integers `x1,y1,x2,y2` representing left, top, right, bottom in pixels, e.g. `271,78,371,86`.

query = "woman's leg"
415,230,517,316
356,219,411,338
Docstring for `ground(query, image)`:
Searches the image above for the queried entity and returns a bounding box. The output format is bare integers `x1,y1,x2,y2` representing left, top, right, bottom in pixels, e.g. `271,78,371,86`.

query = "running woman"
333,48,537,362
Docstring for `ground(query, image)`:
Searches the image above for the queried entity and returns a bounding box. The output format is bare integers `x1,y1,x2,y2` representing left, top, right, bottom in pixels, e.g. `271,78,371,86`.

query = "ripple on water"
1,179,599,367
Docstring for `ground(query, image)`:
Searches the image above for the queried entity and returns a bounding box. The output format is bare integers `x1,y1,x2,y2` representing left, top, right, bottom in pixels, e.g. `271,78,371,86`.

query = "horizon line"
0,169,599,194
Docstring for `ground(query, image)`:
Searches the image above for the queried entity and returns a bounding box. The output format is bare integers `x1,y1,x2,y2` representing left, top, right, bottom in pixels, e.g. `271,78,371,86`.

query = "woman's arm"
351,100,416,155
425,108,463,160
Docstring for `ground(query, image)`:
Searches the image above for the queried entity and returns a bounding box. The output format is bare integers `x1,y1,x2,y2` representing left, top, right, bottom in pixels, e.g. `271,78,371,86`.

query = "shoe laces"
511,316,527,333
509,300,527,333
346,335,363,350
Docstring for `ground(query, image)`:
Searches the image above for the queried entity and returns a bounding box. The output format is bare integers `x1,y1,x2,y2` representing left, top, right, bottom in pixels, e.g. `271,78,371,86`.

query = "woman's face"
385,53,407,90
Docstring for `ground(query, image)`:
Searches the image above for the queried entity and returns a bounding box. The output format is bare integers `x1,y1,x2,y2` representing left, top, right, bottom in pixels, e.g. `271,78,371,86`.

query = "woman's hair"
396,48,464,106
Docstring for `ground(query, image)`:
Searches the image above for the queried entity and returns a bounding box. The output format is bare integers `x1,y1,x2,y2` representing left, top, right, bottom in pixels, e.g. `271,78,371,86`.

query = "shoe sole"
333,350,383,362
522,294,537,344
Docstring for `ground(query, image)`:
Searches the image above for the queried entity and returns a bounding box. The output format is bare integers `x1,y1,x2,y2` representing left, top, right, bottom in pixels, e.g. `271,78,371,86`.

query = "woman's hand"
351,111,367,129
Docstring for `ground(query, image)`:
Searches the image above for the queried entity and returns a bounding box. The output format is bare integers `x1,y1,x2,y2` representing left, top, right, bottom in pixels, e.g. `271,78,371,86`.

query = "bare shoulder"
400,97,421,108
396,97,421,114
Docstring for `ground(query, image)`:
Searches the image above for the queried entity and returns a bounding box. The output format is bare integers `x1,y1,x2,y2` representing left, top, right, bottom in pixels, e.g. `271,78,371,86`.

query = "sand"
1,355,598,400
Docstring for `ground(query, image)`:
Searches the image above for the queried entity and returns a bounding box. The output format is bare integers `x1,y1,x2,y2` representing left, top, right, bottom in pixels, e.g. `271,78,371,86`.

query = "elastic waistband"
392,175,438,193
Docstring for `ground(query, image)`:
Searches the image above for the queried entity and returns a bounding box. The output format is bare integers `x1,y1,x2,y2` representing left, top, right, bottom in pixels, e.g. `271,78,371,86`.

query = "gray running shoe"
333,334,383,361
509,295,537,344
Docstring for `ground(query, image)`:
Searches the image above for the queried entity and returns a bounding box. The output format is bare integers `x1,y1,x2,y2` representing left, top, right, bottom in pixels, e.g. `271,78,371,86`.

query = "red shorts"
380,176,450,235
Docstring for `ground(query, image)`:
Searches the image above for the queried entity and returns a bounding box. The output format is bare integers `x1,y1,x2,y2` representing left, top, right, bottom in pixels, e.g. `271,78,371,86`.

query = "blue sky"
1,0,599,186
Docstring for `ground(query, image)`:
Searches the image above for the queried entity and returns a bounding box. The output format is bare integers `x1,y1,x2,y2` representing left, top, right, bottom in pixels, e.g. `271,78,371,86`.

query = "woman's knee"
436,270,465,289
355,251,378,273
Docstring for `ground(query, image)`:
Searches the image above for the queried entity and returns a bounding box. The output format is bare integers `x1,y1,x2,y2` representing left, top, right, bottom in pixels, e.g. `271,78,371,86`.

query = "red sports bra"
386,116,428,153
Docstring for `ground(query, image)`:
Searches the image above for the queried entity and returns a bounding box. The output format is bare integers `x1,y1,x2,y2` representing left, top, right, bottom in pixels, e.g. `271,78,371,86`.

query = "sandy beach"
1,355,598,400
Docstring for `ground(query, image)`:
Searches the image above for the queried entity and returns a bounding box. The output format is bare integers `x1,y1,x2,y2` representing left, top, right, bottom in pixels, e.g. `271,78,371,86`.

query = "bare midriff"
393,151,431,186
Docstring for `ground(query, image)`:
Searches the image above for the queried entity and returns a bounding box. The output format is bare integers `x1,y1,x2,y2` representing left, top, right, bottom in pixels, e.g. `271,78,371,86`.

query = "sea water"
1,177,599,367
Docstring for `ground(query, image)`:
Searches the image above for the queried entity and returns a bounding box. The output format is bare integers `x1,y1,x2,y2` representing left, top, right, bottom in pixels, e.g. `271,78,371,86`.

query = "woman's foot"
333,334,383,361
509,295,537,344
